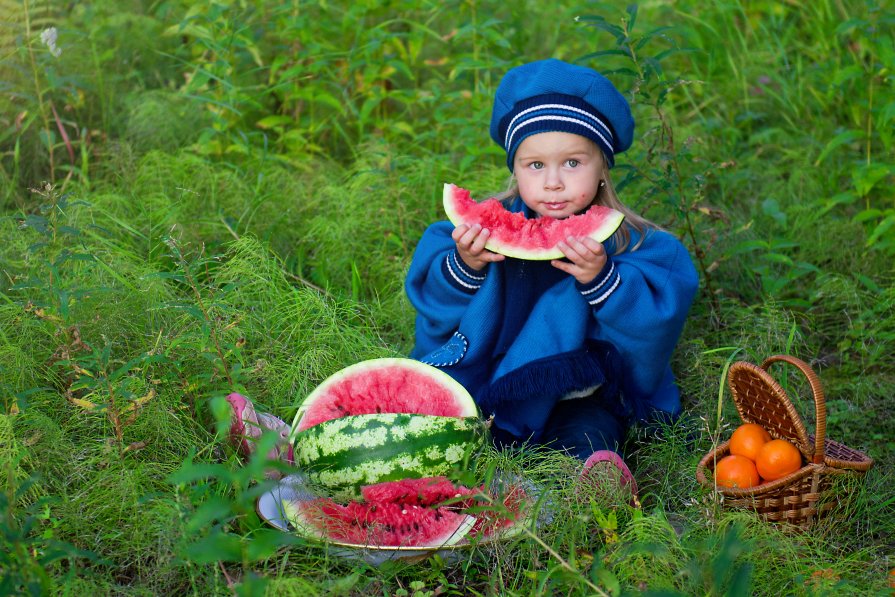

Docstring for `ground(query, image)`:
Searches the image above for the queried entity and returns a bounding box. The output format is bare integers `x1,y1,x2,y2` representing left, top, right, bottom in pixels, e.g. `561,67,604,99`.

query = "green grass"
1,0,894,594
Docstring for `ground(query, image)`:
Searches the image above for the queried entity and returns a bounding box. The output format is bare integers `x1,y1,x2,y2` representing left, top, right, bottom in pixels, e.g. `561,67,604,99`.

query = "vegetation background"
1,0,893,594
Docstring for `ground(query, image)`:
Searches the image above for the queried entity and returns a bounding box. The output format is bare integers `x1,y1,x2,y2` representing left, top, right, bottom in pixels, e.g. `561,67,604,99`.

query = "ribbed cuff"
442,250,487,294
576,258,620,309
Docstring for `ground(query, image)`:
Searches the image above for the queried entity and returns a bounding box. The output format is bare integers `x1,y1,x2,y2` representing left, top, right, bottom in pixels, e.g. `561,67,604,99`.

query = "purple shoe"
580,450,639,505
226,393,294,468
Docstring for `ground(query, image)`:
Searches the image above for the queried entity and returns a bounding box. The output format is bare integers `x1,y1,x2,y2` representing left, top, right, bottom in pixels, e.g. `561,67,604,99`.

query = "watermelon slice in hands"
443,183,625,260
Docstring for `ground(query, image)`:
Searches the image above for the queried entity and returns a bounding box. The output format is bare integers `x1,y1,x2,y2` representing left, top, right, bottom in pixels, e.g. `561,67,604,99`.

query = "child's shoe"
578,450,639,506
226,393,294,475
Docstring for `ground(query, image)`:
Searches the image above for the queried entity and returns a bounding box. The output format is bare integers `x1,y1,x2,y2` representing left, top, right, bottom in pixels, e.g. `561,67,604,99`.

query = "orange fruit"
729,423,772,462
755,438,802,481
714,454,760,489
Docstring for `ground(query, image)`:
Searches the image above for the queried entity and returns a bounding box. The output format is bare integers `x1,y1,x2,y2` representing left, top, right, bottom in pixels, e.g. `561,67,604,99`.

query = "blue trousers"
541,397,626,461
493,395,626,462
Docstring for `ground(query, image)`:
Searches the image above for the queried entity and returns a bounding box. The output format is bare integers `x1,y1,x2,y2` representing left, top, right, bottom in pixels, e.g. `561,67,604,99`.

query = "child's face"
513,131,604,219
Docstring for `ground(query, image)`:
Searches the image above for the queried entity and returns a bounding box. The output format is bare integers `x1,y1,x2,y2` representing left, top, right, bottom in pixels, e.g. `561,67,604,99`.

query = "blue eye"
530,161,544,170
566,159,579,167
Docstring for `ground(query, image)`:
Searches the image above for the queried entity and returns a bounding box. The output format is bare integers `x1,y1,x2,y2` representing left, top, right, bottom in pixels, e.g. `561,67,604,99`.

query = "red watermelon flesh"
283,476,528,548
292,498,475,548
293,358,478,432
361,476,480,506
443,183,625,260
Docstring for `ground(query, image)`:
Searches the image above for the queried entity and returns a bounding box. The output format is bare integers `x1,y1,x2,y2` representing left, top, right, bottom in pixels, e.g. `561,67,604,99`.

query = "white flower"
40,27,61,57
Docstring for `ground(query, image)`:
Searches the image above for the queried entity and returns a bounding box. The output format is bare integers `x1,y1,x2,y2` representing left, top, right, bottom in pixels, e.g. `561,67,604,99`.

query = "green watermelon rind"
291,358,478,433
442,182,626,261
280,498,478,551
293,413,487,501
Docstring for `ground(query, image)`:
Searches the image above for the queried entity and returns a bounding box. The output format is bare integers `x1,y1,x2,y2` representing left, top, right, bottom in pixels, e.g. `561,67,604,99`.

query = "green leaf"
820,191,858,215
255,115,293,130
832,64,864,86
244,529,303,560
768,239,799,250
167,461,232,486
185,531,244,564
813,129,863,165
761,253,794,266
852,208,882,223
653,47,697,62
635,26,678,51
594,567,621,595
626,4,638,31
726,563,754,596
730,240,769,254
794,261,821,274
22,214,49,234
879,101,895,127
835,18,868,36
866,213,895,248
643,57,664,80
577,49,631,60
761,198,787,227
856,274,882,293
186,497,235,534
578,16,626,40
852,162,892,196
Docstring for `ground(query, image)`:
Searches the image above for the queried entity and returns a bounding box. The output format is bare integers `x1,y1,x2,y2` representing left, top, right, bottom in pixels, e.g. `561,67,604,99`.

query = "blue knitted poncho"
405,198,699,441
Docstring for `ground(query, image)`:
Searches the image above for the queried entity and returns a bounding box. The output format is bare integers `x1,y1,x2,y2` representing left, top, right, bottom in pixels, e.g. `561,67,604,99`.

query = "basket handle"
760,355,826,464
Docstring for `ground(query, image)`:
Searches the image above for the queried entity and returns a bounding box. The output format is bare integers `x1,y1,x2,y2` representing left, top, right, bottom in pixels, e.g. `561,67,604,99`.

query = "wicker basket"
695,355,874,529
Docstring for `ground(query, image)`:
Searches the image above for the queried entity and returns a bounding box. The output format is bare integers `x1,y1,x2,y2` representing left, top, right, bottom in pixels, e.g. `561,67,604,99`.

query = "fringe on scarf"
480,341,623,413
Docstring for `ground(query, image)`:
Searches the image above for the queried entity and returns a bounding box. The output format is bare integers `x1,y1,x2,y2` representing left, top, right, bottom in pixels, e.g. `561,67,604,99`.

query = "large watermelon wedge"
443,183,625,260
289,359,486,501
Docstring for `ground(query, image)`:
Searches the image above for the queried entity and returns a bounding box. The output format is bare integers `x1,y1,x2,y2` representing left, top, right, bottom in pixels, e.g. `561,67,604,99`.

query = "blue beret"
489,59,634,171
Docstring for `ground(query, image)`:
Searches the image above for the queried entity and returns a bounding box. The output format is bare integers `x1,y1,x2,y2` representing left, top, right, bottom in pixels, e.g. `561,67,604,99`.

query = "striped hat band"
498,94,617,170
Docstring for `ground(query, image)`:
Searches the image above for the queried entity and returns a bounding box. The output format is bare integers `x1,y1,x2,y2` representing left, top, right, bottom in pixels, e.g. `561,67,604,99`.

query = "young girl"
228,59,698,494
404,59,699,491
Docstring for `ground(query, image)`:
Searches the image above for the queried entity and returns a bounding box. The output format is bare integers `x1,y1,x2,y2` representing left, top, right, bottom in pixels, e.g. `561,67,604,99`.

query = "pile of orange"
714,423,803,489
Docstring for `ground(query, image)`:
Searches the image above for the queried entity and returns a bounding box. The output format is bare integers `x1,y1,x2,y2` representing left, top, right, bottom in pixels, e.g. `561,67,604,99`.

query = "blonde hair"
492,150,658,254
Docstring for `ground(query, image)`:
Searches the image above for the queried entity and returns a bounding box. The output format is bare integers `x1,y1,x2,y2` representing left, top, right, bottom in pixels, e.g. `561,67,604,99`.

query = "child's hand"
552,236,607,284
452,223,506,271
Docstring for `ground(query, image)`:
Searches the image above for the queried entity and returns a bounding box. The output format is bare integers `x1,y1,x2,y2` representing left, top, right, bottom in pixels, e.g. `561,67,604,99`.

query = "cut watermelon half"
443,183,625,260
289,359,484,501
279,476,530,549
282,497,477,549
291,358,478,433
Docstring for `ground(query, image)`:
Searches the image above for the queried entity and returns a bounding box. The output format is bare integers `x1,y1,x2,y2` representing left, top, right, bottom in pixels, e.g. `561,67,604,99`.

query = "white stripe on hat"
506,114,614,155
504,103,614,148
